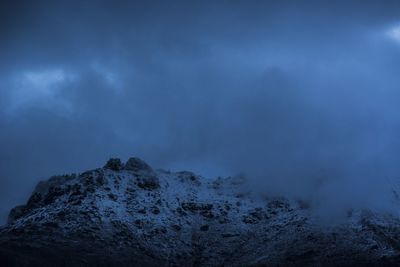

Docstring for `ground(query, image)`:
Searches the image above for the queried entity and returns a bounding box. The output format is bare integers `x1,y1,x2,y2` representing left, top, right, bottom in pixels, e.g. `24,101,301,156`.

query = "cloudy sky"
1,0,400,223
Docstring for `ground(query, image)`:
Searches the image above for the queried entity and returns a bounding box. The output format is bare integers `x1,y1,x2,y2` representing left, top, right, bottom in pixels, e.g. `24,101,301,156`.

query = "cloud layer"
2,0,400,223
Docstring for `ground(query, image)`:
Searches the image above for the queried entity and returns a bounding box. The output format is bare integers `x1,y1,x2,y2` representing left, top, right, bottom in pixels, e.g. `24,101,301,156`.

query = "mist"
2,0,400,224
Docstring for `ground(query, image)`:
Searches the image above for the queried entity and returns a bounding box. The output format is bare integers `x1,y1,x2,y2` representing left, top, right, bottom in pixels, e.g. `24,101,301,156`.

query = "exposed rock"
200,225,209,231
104,158,124,171
124,157,153,172
2,157,400,266
108,193,118,201
242,208,267,224
137,176,159,190
177,171,201,186
181,202,213,212
151,206,160,214
172,224,181,231
7,205,25,224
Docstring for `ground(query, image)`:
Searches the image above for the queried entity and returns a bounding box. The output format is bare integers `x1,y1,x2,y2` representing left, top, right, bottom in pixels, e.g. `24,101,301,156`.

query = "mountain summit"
1,157,400,266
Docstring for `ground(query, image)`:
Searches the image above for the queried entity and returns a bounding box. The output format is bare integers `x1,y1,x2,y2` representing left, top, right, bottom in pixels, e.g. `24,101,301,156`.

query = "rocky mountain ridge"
1,157,400,266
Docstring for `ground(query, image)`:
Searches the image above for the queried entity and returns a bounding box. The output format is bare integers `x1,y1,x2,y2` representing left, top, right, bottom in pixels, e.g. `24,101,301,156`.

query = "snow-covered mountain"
1,157,400,266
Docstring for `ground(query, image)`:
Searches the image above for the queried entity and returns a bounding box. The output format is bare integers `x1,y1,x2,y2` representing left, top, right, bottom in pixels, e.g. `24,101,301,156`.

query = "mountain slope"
1,157,400,266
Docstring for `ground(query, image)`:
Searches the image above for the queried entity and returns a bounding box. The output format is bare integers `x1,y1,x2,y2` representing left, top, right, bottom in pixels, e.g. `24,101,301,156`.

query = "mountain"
1,157,400,266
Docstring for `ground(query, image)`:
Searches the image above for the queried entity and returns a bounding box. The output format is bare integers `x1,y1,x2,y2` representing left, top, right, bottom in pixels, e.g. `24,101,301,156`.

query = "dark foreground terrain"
2,157,400,266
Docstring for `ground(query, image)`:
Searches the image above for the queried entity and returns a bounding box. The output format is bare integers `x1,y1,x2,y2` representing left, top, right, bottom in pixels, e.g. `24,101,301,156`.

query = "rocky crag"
1,157,400,266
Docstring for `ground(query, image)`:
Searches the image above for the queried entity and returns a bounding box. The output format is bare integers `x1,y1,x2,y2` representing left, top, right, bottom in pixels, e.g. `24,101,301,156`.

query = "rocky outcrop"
124,157,153,172
1,157,400,266
104,158,124,171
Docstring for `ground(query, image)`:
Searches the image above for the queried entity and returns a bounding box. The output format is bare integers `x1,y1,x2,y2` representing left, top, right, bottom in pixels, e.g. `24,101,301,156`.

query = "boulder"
104,158,123,171
124,157,153,172
7,205,26,224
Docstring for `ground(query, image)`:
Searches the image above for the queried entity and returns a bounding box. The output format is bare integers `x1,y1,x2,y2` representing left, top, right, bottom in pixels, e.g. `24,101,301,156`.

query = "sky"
1,0,400,223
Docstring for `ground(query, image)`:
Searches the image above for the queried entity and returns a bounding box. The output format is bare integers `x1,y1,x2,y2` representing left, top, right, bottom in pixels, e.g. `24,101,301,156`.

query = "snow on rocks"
1,157,400,266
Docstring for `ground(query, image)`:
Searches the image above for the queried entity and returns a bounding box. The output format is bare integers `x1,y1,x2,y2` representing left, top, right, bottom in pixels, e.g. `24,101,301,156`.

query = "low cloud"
1,1,400,223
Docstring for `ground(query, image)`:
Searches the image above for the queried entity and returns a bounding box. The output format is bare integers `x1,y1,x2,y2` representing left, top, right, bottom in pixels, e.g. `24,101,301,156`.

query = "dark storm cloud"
2,0,400,223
